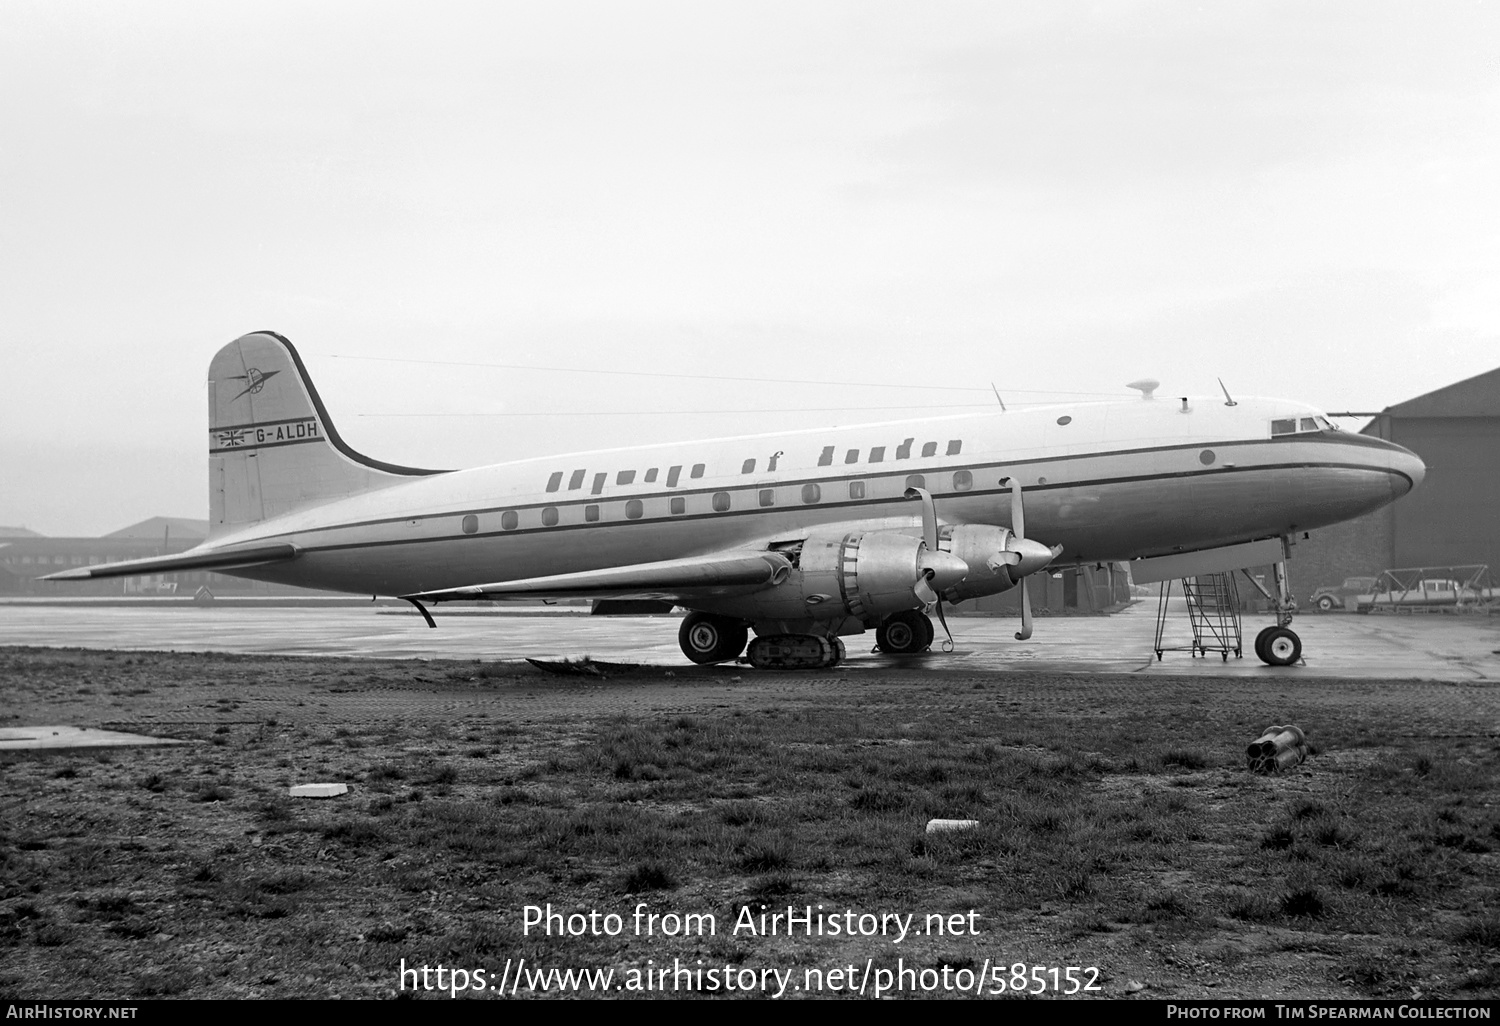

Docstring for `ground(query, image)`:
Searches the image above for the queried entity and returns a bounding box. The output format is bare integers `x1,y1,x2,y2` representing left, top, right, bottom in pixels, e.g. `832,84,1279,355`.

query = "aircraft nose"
1366,437,1425,497
1394,447,1426,496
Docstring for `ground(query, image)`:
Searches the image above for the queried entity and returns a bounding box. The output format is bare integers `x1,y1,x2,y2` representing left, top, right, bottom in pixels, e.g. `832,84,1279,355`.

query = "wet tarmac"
3,599,1497,680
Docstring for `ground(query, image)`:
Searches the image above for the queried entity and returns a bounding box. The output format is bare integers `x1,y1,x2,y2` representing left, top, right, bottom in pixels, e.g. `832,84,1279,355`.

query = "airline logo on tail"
230,367,280,400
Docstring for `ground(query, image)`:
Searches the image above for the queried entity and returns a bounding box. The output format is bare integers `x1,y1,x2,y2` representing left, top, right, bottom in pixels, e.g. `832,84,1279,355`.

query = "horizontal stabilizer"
40,543,299,581
408,551,792,604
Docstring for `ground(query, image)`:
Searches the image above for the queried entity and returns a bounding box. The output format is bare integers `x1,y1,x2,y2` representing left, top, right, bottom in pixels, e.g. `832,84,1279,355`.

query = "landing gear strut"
875,610,934,655
1245,549,1302,667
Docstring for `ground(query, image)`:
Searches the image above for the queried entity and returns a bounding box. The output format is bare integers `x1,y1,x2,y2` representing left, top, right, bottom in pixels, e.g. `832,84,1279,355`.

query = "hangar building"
1294,364,1500,598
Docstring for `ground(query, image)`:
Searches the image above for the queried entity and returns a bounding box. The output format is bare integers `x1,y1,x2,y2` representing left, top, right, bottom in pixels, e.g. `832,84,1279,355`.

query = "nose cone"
919,549,971,593
1392,446,1426,497
1010,538,1058,578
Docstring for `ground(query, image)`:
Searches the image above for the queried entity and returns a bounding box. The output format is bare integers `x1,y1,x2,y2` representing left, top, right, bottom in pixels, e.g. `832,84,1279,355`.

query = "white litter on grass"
925,819,979,834
289,783,349,798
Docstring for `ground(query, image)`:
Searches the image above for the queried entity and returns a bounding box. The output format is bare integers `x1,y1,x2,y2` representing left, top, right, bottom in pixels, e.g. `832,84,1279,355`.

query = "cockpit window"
1272,416,1332,437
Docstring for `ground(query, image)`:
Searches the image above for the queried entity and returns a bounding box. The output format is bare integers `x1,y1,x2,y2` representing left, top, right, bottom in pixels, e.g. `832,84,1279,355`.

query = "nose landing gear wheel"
1256,626,1302,666
678,612,749,664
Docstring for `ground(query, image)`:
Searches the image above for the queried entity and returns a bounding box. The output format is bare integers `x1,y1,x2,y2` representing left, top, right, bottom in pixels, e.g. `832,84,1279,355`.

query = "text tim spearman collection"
523,903,981,944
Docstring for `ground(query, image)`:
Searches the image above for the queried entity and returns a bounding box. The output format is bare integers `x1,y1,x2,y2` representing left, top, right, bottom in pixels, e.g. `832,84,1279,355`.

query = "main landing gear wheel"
678,612,748,664
876,610,932,655
1257,626,1302,667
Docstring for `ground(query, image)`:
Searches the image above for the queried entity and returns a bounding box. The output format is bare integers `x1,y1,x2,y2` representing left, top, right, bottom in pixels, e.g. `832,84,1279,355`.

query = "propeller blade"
912,571,938,607
933,594,955,652
1015,577,1034,640
1005,476,1026,539
904,486,938,552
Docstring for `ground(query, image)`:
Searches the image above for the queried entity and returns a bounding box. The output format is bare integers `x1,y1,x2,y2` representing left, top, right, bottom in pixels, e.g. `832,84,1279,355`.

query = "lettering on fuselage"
210,418,321,454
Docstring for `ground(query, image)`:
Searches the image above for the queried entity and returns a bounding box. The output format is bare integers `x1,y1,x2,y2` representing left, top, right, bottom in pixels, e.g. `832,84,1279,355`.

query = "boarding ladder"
1153,572,1243,661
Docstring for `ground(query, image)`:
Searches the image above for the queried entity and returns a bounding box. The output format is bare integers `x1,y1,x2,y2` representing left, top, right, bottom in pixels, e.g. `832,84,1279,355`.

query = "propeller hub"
1007,538,1057,578
918,550,971,594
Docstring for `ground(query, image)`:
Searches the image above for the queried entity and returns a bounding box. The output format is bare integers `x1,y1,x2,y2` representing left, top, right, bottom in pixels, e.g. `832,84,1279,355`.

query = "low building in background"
0,517,333,596
1295,365,1500,601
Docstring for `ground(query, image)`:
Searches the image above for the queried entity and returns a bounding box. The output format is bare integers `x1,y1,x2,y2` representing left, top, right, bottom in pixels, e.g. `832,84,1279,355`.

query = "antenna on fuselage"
1217,378,1238,407
990,382,1006,412
1126,378,1159,400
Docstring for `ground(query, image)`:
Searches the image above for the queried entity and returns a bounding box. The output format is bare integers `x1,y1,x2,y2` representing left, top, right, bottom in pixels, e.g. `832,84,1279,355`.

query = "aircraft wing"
39,543,299,581
406,550,793,604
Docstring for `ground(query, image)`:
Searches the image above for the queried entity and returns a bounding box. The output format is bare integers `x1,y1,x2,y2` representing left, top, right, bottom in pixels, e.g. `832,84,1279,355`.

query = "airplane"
44,331,1426,669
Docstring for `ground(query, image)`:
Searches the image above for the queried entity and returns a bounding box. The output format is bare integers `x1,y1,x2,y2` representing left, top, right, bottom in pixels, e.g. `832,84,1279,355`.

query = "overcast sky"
3,1,1497,536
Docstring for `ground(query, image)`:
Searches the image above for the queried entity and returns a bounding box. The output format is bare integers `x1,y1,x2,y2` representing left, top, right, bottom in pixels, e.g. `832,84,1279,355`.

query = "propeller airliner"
46,331,1426,669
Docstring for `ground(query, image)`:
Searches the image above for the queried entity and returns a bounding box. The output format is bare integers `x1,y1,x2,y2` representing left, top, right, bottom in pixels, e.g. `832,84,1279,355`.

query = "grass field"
1,647,1497,1000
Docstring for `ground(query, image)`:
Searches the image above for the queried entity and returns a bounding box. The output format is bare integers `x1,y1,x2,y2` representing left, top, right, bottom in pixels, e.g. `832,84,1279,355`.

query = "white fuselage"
209,395,1423,598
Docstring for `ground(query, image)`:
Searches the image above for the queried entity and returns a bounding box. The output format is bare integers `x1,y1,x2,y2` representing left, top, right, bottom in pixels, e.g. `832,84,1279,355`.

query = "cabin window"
869,446,885,463
849,481,866,499
1200,450,1216,466
625,499,643,520
759,489,775,507
591,472,606,495
546,472,563,493
896,437,914,459
617,470,635,486
670,497,686,515
921,442,937,458
741,458,755,474
802,483,821,504
906,474,925,489
1056,416,1072,426
818,446,834,467
1271,418,1296,436
568,469,586,490
947,440,962,455
845,449,860,464
461,514,478,535
712,491,731,512
953,470,972,491
644,468,659,482
542,507,559,527
501,510,518,530
690,463,705,479
585,504,600,522
667,465,682,487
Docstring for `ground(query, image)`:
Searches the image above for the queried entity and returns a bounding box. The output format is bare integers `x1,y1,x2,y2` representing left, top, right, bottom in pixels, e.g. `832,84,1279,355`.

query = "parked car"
1308,576,1378,611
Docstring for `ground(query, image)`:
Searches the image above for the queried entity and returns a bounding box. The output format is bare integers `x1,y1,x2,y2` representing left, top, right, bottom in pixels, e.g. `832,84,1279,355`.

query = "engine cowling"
939,524,1021,603
938,524,1060,604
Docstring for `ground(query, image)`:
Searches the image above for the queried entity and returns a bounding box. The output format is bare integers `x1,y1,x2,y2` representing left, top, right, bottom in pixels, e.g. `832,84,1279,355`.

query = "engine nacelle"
694,528,969,625
939,524,1022,603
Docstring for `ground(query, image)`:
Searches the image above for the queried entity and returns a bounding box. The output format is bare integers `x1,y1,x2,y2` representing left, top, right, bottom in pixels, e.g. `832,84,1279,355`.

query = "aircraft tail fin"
209,331,447,536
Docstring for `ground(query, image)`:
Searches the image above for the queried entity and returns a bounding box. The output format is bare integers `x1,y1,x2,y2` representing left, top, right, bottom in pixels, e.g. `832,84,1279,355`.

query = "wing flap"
41,543,299,581
408,551,792,604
